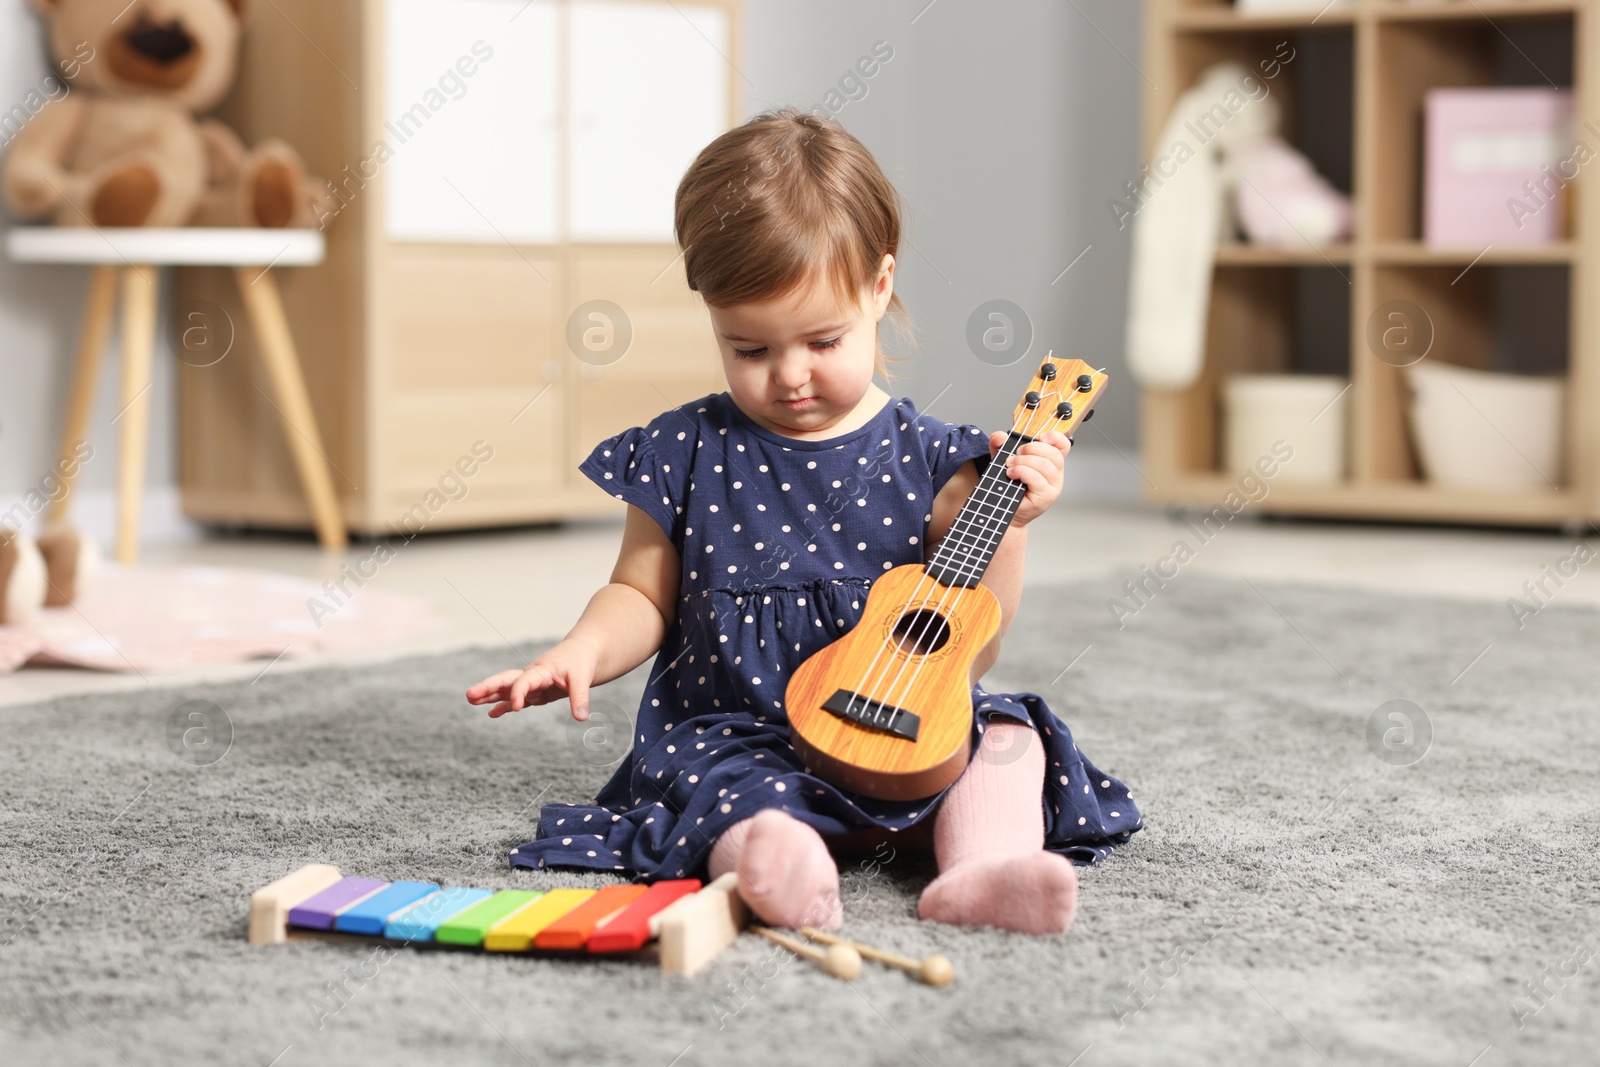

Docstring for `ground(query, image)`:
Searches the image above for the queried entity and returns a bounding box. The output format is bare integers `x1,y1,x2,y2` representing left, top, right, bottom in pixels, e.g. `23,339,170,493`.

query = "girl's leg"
917,721,1079,934
708,809,844,930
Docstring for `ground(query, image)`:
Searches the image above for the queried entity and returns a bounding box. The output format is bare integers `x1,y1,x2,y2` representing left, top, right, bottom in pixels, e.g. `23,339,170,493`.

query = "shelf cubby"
1371,6,1574,245
1160,265,1352,478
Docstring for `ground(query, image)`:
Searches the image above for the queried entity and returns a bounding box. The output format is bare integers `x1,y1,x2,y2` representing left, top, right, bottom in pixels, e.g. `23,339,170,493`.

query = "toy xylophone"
248,864,748,977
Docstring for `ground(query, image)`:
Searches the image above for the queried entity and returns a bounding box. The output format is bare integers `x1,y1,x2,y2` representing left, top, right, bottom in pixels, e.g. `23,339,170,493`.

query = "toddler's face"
708,255,893,439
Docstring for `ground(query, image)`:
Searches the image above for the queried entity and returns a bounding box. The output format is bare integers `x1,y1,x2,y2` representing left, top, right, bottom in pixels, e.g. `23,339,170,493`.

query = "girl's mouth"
780,397,817,410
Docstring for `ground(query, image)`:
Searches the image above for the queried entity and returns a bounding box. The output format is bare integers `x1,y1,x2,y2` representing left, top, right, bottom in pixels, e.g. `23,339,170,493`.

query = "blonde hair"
674,107,911,382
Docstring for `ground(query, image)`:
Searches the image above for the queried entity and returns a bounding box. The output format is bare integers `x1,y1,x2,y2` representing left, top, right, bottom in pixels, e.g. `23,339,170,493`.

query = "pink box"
1425,87,1574,247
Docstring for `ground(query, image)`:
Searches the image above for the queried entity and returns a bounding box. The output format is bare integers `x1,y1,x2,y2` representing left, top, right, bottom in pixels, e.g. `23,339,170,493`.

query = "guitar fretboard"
924,430,1036,589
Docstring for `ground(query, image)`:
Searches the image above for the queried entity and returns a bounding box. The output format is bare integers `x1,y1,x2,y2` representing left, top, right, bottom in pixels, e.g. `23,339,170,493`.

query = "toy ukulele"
785,357,1107,801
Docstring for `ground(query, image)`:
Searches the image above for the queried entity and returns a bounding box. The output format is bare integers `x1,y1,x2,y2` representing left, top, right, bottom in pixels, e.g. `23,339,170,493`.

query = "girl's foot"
917,850,1078,934
711,809,844,930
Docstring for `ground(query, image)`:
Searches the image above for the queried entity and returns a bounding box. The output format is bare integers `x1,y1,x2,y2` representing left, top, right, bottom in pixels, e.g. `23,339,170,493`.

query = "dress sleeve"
922,416,994,500
578,424,683,542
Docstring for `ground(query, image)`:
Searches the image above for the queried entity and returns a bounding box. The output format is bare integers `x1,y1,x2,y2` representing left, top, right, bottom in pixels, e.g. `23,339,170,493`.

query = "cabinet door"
571,247,725,451
379,245,564,517
383,0,560,244
569,0,731,242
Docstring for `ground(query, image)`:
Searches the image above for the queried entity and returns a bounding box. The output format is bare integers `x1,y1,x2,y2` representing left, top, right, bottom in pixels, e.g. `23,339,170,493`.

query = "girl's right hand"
464,639,599,721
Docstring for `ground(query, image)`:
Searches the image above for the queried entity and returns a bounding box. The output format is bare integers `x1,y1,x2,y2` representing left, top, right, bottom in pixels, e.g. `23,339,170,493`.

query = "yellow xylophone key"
482,889,597,952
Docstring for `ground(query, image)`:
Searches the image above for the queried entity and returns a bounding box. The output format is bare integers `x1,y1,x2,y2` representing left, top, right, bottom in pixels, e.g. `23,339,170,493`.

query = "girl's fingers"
1005,457,1053,484
510,665,553,712
486,700,513,719
565,663,596,722
466,669,523,701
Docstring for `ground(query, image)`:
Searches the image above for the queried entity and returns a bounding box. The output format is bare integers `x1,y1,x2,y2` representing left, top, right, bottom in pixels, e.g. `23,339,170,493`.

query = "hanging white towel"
1125,64,1264,391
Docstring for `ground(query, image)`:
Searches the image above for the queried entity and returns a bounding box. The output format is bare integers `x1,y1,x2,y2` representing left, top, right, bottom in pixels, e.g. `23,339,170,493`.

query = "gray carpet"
2,570,1597,1067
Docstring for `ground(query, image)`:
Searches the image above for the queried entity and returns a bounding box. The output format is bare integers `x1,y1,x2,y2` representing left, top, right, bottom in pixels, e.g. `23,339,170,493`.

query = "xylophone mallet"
752,925,862,981
798,926,954,987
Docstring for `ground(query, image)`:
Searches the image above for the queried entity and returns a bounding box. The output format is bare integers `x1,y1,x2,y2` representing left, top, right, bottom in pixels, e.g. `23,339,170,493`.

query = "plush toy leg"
47,266,119,527
194,139,331,229
116,266,160,564
241,140,335,229
232,268,348,550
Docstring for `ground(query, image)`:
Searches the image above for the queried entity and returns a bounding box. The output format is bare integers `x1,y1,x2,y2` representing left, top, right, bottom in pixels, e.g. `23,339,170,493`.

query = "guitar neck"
924,430,1036,588
923,359,1107,589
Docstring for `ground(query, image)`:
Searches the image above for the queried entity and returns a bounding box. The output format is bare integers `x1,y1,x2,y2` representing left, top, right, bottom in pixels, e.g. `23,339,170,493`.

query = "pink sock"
708,809,844,930
917,721,1078,934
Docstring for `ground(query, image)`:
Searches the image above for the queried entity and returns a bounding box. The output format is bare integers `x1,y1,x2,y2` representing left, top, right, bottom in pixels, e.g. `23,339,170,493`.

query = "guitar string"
886,363,1103,709
832,383,1043,735
834,369,1051,729
840,363,1079,741
866,391,1064,738
838,369,1070,726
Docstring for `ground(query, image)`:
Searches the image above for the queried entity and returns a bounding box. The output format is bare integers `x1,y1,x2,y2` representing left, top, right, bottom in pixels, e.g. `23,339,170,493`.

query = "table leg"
232,267,348,551
47,265,120,525
114,266,159,564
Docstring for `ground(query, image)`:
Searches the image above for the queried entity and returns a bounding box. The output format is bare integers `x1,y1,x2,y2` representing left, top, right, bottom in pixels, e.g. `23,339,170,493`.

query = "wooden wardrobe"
176,0,741,537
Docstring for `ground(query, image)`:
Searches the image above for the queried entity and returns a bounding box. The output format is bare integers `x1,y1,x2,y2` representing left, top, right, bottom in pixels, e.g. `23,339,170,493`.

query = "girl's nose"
772,349,810,390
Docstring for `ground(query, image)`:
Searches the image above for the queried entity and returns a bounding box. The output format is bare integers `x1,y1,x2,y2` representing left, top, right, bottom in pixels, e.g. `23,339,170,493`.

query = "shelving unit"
1140,0,1598,528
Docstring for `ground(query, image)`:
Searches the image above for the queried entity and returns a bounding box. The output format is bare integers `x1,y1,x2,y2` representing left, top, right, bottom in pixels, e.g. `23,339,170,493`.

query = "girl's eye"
732,337,839,359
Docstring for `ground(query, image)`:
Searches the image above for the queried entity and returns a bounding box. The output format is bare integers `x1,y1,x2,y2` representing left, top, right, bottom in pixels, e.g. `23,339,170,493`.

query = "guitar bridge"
821,689,920,741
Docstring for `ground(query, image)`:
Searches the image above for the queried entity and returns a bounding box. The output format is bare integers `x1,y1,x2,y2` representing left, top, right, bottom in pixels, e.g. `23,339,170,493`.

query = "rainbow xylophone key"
247,864,746,976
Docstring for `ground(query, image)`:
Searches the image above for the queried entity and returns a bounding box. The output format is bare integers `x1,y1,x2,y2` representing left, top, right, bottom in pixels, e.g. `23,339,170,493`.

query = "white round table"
5,227,347,560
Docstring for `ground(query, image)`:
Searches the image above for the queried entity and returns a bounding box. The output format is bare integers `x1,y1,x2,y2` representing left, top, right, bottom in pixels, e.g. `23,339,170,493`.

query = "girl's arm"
466,505,679,719
568,505,682,687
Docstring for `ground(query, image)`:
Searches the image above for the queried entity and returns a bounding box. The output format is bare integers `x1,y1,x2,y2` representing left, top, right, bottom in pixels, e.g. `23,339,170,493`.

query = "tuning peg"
1040,361,1057,381
1025,390,1040,408
1055,401,1074,419
1076,374,1094,393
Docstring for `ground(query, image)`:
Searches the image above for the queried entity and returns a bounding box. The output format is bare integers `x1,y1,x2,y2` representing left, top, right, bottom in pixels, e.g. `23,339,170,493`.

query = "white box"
1405,361,1565,490
1223,374,1348,485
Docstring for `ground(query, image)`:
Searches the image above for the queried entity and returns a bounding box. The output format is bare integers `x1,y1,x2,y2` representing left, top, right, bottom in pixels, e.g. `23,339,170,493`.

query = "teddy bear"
1,525,101,628
1,0,331,229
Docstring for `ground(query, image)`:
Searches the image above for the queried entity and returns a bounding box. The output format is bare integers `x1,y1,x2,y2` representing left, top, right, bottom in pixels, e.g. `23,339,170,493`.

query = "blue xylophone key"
334,881,439,936
384,886,493,943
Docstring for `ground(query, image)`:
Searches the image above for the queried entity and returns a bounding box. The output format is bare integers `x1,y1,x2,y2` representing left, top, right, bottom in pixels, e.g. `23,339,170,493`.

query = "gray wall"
0,0,1144,533
741,0,1143,455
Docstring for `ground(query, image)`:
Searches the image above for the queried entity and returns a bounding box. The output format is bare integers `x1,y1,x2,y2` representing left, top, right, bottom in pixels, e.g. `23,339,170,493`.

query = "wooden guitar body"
787,564,1001,802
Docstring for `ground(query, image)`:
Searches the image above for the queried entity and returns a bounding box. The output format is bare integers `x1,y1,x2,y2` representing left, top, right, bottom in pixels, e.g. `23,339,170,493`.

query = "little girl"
466,107,1141,935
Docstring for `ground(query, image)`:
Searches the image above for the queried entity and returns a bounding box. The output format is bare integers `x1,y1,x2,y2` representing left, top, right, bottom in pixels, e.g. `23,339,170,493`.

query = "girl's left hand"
990,429,1070,528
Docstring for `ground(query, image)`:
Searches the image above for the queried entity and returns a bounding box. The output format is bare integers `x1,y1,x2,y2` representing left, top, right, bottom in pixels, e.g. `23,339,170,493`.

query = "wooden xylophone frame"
249,864,749,977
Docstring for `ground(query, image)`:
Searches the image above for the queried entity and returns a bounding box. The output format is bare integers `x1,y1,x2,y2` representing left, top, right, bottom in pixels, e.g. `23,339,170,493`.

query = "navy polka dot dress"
509,391,1142,882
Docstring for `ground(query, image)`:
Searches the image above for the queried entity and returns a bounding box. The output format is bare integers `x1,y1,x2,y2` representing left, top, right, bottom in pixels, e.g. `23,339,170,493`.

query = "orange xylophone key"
586,879,702,953
534,884,649,949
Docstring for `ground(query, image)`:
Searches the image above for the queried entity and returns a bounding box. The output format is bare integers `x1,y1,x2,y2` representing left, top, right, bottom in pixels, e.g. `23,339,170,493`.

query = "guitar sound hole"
890,609,951,655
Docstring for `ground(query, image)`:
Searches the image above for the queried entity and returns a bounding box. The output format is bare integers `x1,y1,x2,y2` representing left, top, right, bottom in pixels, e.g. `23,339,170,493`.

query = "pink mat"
0,563,447,674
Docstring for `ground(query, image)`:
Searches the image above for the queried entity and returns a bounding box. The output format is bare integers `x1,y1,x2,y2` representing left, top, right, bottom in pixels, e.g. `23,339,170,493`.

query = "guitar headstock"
1007,356,1108,442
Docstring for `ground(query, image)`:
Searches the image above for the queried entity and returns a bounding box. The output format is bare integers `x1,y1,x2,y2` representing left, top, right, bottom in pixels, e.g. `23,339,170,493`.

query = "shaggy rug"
0,571,1595,1067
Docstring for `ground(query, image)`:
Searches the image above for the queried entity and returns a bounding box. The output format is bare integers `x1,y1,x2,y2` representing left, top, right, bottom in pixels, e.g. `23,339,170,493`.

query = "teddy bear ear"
223,0,255,22
28,0,62,16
